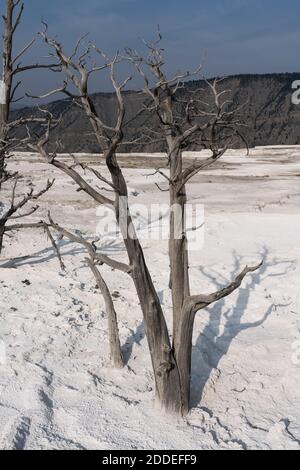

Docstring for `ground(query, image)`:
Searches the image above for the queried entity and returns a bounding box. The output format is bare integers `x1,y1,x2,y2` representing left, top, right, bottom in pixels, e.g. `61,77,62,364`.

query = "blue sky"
4,0,300,100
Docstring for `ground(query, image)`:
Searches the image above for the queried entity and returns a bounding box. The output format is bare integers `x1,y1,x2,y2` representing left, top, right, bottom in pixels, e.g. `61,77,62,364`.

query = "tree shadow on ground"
0,235,126,269
122,321,145,365
190,246,295,408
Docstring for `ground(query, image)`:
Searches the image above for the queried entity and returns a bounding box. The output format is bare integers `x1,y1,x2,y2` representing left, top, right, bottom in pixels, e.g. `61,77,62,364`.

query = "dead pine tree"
0,0,60,253
31,27,262,416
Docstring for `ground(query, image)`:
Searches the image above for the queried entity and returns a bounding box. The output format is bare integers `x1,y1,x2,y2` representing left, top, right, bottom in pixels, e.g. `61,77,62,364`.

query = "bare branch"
12,38,35,65
26,111,114,207
11,0,24,34
1,179,54,222
187,262,263,313
13,63,61,76
179,147,228,189
86,257,124,368
47,215,132,275
4,220,65,270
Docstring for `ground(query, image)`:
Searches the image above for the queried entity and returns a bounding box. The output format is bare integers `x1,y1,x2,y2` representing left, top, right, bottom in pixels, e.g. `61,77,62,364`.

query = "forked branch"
187,262,263,314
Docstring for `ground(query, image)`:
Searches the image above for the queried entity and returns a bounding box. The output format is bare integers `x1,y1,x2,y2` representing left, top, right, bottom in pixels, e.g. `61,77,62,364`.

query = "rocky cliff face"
12,73,300,152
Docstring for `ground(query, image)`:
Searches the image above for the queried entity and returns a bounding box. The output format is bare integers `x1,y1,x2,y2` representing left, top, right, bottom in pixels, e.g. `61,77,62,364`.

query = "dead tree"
0,0,60,253
124,36,256,411
31,28,262,415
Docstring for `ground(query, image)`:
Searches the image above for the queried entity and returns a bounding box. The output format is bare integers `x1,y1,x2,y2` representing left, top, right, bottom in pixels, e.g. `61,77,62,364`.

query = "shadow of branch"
122,321,145,365
0,234,126,269
190,246,294,408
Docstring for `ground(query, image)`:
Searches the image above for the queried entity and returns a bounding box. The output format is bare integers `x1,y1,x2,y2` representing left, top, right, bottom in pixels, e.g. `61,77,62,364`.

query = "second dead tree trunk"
127,40,261,412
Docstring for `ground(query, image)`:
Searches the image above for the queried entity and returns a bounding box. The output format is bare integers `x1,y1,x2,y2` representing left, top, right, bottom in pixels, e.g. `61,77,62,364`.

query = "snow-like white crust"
0,147,299,450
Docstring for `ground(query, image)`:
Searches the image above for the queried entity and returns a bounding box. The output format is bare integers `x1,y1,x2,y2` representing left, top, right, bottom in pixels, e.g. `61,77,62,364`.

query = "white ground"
0,147,300,450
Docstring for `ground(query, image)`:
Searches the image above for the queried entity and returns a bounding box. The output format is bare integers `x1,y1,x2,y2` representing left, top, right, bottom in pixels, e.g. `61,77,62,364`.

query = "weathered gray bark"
0,221,5,252
130,241,182,412
154,95,191,346
87,258,124,369
175,302,197,414
169,152,190,344
0,0,14,185
106,151,183,412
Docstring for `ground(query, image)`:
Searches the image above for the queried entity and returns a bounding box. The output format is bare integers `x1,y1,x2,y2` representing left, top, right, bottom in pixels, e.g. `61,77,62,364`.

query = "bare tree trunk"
131,244,183,413
159,111,191,347
169,175,190,345
0,151,5,184
87,258,124,369
0,0,57,185
174,302,198,415
0,221,5,253
107,151,183,413
168,147,191,412
0,0,14,185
